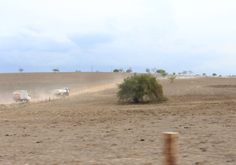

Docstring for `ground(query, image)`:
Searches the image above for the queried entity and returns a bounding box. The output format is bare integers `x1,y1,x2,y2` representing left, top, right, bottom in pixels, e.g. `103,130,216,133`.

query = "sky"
0,0,236,75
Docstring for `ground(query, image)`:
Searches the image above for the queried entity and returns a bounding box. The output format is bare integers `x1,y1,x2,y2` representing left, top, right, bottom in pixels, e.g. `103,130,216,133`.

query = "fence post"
163,132,179,165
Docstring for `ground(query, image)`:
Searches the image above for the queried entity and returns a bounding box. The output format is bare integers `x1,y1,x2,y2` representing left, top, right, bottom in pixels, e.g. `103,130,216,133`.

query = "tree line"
16,67,219,77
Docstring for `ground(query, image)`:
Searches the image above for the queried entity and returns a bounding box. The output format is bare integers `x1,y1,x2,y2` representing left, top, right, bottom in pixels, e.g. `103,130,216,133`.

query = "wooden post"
163,132,179,165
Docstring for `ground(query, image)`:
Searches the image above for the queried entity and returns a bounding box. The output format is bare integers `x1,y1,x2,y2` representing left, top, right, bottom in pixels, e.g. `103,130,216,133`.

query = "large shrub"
117,73,166,103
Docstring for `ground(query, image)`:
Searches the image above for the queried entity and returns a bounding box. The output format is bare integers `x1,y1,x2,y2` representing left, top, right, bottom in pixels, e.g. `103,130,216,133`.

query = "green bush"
113,69,119,72
117,73,166,103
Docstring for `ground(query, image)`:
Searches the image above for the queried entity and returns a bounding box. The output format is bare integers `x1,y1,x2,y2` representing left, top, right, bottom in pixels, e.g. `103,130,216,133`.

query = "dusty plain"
1,72,236,165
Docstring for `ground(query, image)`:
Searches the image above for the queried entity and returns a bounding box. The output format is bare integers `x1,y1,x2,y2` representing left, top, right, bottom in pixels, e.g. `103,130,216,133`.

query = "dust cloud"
0,72,134,104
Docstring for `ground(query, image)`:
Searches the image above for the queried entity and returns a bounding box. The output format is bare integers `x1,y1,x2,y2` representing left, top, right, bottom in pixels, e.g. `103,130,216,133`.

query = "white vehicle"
52,87,70,96
13,90,31,102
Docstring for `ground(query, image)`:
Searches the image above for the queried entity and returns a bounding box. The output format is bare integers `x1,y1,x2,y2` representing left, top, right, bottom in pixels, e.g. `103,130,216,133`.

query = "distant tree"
156,69,168,77
18,68,24,73
152,68,157,74
156,69,165,74
119,68,124,73
173,72,176,75
117,73,166,103
126,68,132,73
178,72,181,75
53,68,59,73
75,70,81,72
113,69,119,72
96,70,99,72
202,73,206,76
182,71,187,75
212,73,217,76
162,72,168,77
146,68,150,73
189,70,193,75
169,75,176,83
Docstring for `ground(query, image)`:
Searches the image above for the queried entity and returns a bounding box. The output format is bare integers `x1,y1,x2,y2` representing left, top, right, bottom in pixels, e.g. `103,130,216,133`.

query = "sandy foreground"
0,73,236,165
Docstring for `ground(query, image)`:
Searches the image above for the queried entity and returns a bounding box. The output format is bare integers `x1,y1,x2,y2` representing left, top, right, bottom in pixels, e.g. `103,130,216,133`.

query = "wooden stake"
163,132,179,165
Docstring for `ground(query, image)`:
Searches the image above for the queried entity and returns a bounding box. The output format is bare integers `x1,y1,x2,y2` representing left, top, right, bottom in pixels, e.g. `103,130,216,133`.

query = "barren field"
1,73,236,165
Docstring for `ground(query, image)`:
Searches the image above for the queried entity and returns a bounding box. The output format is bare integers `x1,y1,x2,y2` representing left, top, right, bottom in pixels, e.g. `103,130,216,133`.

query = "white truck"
13,90,31,102
52,87,70,96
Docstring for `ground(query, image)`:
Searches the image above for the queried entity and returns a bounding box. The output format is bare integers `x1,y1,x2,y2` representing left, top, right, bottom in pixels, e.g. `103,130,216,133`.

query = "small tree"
162,72,168,77
173,72,176,75
53,68,59,73
19,68,24,73
146,68,150,73
178,72,181,75
119,68,124,73
169,75,176,83
202,73,206,76
156,69,165,74
113,69,119,72
156,69,168,77
126,68,132,73
182,70,187,75
152,68,157,74
117,73,166,103
212,73,217,76
189,70,193,75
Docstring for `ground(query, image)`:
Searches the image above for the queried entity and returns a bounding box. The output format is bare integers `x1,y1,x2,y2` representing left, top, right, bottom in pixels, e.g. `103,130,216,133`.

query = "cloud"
0,29,76,52
216,43,236,55
2,50,79,67
170,0,236,37
68,33,115,49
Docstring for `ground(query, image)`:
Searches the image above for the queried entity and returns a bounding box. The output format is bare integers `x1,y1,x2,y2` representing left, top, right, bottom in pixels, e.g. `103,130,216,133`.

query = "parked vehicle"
13,90,31,102
52,87,70,96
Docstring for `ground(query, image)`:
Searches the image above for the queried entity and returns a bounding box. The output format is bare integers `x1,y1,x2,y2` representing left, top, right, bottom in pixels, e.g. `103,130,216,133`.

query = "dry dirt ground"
1,73,236,165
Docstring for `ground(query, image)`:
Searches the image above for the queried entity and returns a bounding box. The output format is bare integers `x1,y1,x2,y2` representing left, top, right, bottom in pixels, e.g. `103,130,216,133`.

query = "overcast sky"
1,0,236,75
